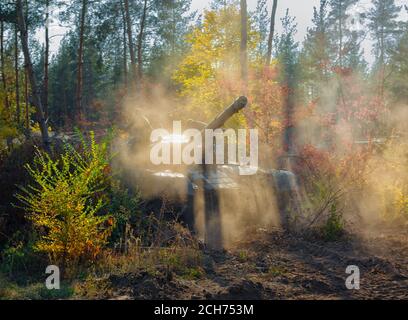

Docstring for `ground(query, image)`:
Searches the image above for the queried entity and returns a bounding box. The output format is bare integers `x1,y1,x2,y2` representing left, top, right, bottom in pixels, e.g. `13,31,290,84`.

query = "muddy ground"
96,228,408,300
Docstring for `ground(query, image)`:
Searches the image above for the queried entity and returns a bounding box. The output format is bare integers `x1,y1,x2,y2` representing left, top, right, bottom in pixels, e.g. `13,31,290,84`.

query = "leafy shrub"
0,231,46,281
366,140,408,225
292,145,353,235
393,186,408,221
16,132,114,275
320,203,345,241
107,180,142,250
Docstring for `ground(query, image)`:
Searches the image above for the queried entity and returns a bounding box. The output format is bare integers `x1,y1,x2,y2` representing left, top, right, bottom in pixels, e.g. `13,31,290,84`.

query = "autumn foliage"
16,132,113,274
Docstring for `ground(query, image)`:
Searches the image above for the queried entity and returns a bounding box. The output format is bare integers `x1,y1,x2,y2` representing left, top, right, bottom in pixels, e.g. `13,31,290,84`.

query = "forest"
0,0,408,300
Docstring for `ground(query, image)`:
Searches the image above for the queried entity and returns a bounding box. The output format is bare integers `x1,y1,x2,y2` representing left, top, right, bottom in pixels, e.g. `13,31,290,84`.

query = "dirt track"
105,228,408,300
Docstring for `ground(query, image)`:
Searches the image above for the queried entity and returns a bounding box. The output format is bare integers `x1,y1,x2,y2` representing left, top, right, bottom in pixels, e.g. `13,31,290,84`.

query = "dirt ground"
102,228,408,300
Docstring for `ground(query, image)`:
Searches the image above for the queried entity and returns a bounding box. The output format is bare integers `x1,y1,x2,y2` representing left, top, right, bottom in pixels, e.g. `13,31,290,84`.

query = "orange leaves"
107,216,114,227
103,164,111,176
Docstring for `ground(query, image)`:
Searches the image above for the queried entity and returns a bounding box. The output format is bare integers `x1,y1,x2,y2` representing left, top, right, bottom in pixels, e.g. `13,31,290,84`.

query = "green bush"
0,232,46,282
107,181,142,249
15,131,114,275
321,203,344,241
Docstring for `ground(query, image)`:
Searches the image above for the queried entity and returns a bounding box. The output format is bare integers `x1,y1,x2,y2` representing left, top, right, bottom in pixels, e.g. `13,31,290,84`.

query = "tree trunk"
170,1,176,60
124,0,137,88
1,21,10,115
15,23,20,124
338,0,343,68
16,0,49,149
75,0,87,122
379,32,385,100
337,1,346,111
63,86,67,125
137,0,148,83
24,0,29,134
266,0,278,65
379,2,385,101
283,82,296,157
120,0,128,88
25,66,29,132
44,0,49,120
240,0,248,87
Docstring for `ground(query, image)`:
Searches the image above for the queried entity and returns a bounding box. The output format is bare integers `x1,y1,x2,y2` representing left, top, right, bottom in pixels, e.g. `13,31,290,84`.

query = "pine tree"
253,0,269,58
368,0,402,67
276,9,299,85
240,0,248,85
210,0,238,11
344,30,366,72
75,0,87,122
388,15,408,103
301,0,331,98
147,0,194,83
328,0,362,69
276,9,299,156
266,0,278,65
16,0,50,149
367,0,402,98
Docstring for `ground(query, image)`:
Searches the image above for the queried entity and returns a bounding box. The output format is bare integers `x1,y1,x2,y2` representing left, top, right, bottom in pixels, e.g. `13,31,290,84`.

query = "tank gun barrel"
204,96,248,131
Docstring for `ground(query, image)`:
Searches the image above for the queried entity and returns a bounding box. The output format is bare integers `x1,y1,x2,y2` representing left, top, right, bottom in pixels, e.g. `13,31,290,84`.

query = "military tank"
120,97,298,248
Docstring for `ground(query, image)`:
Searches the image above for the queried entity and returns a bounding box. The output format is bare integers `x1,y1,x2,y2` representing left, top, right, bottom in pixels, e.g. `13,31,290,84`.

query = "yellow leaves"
393,186,408,218
0,125,18,139
173,7,244,94
172,4,283,137
17,131,113,271
364,140,408,223
270,120,283,129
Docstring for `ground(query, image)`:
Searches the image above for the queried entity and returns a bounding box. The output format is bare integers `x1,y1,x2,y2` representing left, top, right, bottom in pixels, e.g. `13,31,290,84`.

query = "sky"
43,0,408,65
42,0,320,57
191,0,320,44
190,0,408,65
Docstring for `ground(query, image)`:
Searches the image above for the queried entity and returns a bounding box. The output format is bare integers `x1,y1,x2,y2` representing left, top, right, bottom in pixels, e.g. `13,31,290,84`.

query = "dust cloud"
112,85,284,249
